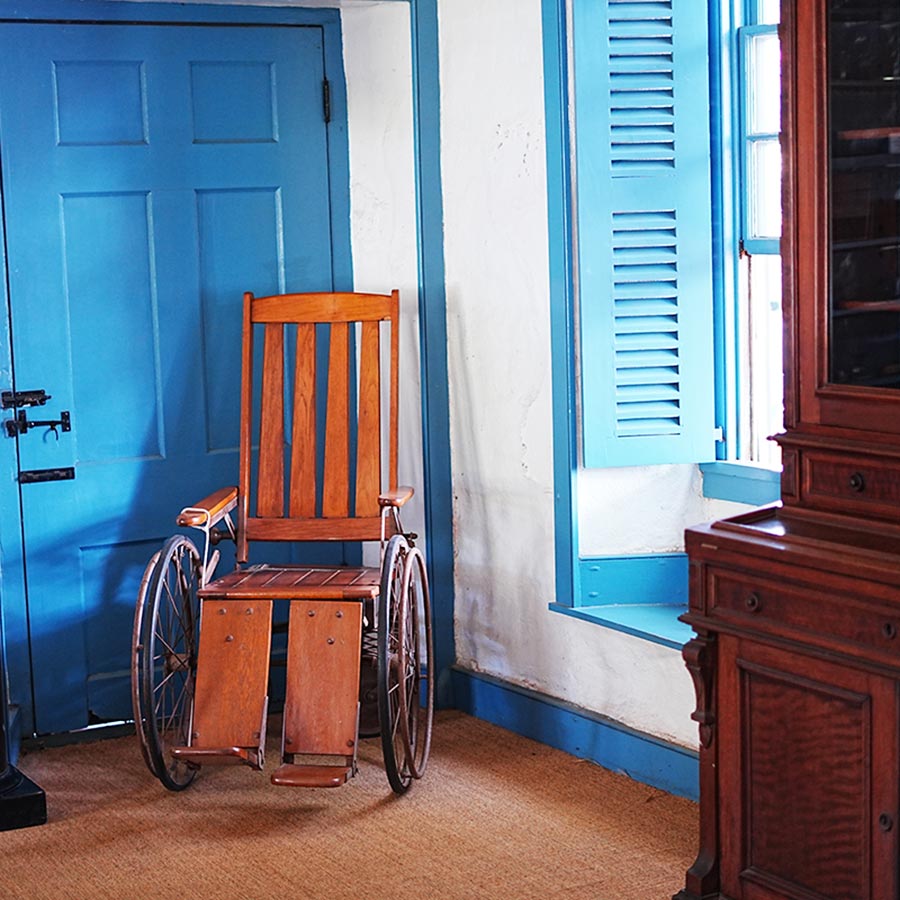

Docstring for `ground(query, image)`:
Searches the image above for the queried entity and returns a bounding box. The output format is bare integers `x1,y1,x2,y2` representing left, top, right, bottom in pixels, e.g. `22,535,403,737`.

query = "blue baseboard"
451,668,698,800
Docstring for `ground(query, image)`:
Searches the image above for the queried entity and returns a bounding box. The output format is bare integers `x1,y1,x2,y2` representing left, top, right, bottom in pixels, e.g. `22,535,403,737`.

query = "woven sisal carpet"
5,710,697,900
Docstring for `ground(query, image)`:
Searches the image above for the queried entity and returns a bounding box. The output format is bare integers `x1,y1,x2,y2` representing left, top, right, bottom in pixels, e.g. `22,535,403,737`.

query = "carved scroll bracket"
683,634,716,749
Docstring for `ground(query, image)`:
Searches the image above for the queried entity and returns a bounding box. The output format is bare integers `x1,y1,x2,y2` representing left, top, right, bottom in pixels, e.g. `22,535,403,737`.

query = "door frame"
0,0,354,737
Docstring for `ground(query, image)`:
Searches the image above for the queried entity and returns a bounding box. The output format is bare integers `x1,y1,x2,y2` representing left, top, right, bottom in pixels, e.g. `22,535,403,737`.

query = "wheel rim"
395,546,433,779
137,536,201,791
132,550,162,778
378,535,413,793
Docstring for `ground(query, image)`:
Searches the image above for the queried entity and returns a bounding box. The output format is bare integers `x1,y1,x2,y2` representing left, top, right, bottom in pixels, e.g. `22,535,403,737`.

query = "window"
734,1,783,468
569,0,784,473
542,0,784,643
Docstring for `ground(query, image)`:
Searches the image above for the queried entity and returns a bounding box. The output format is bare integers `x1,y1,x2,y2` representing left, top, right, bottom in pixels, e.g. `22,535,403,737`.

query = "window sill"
700,460,780,505
549,602,691,651
554,554,691,649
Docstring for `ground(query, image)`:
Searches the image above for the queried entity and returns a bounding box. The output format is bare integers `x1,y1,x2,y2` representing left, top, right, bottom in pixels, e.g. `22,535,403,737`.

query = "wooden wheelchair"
131,290,433,795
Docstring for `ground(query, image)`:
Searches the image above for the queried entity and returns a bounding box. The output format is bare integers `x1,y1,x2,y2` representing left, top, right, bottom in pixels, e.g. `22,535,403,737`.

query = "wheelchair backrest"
236,290,401,562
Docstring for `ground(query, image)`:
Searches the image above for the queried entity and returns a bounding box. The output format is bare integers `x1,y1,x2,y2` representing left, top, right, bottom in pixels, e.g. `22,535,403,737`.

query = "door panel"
0,22,337,734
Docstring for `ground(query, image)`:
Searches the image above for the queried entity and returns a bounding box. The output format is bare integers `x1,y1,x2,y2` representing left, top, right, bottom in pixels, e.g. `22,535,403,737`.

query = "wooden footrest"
170,746,254,766
271,763,351,788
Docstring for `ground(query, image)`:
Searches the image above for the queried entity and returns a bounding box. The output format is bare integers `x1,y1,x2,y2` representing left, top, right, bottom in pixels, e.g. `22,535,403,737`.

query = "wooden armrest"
176,486,239,528
378,486,414,508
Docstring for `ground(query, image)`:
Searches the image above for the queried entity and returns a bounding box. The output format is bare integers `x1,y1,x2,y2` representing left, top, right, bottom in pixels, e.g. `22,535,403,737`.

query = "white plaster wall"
579,465,751,556
341,5,426,555
438,0,750,747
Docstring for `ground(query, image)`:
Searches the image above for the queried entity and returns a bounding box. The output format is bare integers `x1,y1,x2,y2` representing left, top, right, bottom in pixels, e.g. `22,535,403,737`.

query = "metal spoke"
162,570,190,636
151,630,178,661
151,664,181,698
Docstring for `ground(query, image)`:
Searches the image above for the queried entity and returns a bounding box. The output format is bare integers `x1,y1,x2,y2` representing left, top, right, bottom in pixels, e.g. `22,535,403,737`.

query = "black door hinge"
19,466,75,485
323,78,331,124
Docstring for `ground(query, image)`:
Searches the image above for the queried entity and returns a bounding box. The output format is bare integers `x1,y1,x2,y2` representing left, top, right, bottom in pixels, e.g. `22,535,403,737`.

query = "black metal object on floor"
0,764,46,832
0,597,46,830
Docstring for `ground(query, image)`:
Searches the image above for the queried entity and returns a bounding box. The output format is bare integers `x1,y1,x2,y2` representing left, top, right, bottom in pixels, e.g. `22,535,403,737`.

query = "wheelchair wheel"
132,549,161,778
132,535,202,791
377,534,434,794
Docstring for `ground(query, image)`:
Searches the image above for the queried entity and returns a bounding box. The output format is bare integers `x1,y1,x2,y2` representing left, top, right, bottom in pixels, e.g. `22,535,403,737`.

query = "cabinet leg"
676,634,720,900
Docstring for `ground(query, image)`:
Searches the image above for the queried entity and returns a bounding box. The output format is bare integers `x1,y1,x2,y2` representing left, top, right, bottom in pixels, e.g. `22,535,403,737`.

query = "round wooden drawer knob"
883,622,897,640
745,592,762,612
849,472,866,493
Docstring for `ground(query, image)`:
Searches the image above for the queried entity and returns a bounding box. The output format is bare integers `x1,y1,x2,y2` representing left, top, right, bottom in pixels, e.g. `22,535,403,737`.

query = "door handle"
4,409,71,439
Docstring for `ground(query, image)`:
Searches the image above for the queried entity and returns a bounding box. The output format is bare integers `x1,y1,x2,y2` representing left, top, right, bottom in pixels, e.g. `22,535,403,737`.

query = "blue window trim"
549,603,693,652
738,23,781,251
711,0,741,462
700,460,781,504
541,0,783,646
549,553,692,650
409,0,457,705
578,554,688,607
542,0,580,610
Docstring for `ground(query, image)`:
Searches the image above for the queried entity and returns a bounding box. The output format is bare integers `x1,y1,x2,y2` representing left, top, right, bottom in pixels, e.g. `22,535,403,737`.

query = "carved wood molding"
683,634,715,749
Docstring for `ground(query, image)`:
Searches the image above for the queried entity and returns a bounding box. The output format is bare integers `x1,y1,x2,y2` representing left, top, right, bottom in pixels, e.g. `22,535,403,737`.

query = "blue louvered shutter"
574,0,716,467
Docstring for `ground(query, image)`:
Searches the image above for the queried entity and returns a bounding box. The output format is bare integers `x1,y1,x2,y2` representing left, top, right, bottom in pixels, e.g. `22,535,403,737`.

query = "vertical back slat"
289,323,317,517
355,321,381,517
257,323,285,517
238,293,254,562
388,290,400,491
322,322,350,517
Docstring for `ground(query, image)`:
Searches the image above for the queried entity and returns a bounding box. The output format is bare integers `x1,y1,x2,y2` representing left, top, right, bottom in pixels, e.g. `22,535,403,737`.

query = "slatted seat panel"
236,291,401,562
199,563,381,600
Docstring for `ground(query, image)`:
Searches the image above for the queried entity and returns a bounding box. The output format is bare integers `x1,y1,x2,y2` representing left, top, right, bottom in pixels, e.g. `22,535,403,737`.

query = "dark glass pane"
829,0,900,388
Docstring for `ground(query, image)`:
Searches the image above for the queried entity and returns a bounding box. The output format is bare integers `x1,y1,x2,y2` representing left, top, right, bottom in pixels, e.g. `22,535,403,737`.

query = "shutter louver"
609,0,675,174
575,0,715,467
612,208,681,437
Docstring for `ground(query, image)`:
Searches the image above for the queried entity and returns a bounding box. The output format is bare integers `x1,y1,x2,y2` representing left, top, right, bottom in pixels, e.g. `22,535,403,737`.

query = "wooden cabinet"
678,519,900,900
677,2,900,899
718,634,898,900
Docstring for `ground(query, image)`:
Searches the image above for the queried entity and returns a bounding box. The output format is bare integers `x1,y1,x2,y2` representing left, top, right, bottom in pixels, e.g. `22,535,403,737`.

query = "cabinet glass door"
829,0,900,388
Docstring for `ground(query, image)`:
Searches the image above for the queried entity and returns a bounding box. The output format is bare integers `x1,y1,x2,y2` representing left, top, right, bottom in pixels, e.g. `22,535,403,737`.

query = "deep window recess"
544,0,784,644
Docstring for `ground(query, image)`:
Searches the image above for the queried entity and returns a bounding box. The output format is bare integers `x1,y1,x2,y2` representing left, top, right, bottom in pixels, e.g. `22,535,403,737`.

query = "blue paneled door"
0,23,337,734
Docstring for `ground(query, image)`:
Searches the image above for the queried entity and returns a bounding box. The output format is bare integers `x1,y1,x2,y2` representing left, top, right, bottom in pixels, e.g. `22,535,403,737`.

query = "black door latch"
1,389,51,409
5,409,71,439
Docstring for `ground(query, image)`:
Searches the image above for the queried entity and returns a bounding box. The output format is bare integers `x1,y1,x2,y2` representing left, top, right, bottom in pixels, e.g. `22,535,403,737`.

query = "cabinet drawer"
802,450,900,518
709,570,900,657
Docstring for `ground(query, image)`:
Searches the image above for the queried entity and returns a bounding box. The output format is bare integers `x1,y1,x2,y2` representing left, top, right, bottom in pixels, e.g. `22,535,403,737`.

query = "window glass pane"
746,254,784,466
748,32,781,134
749,138,782,238
828,0,900,390
755,0,781,26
